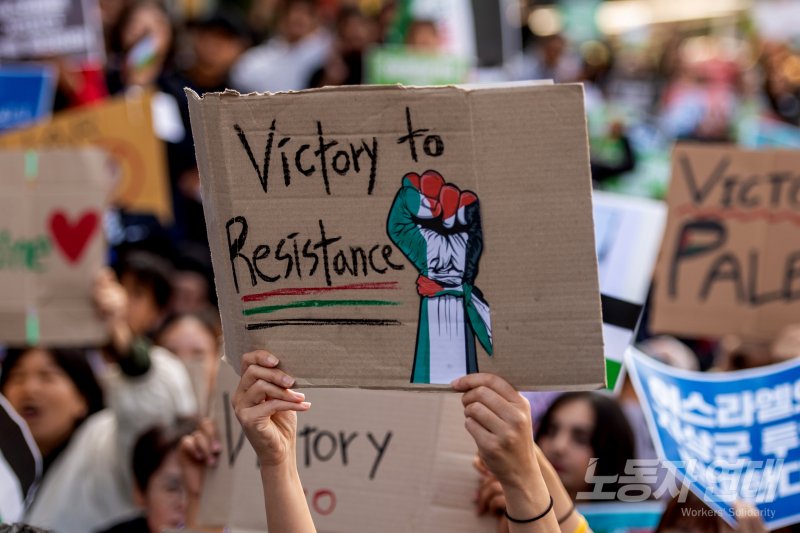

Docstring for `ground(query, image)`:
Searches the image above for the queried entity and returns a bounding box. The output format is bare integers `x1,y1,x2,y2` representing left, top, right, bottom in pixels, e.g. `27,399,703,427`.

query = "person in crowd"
507,34,581,83
159,9,251,244
404,19,441,53
155,311,221,412
308,6,376,87
117,251,175,338
170,247,216,315
99,419,198,533
0,270,196,533
106,0,175,92
534,392,635,501
231,0,332,93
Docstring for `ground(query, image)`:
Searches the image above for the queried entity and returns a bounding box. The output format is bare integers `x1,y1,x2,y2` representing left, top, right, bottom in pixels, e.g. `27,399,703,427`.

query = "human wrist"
500,461,551,520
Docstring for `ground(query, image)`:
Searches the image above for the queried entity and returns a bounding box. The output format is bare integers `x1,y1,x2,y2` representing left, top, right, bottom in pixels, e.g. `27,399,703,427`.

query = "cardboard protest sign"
626,346,800,529
197,364,495,533
592,191,666,388
0,148,109,346
652,144,800,341
187,84,604,390
0,65,56,131
0,393,41,523
0,90,172,223
0,0,104,61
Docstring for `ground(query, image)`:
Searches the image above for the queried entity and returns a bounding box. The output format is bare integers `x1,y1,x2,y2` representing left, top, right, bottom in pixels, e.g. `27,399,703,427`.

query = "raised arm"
452,373,560,533
232,350,316,533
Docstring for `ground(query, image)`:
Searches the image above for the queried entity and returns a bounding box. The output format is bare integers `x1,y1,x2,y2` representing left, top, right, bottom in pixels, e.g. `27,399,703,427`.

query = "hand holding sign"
233,350,311,468
233,350,315,533
452,373,557,528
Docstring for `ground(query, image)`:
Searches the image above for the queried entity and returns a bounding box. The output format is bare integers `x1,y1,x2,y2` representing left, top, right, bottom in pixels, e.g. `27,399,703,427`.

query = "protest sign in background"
366,46,470,86
0,90,172,223
0,148,109,345
187,84,604,390
0,0,104,61
197,364,495,533
0,64,56,132
627,347,800,529
652,144,800,341
592,191,666,389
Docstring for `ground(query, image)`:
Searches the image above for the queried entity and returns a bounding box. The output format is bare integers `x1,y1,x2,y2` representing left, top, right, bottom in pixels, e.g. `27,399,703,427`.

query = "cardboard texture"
652,144,800,340
187,84,604,390
0,90,172,223
197,364,495,533
0,148,109,346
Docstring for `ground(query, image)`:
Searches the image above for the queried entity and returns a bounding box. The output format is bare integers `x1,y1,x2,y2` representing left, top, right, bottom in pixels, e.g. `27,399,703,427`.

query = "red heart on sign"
48,211,100,264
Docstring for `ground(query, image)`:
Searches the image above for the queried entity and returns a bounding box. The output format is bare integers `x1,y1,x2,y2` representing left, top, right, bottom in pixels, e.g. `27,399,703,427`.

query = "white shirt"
231,29,332,93
24,347,197,533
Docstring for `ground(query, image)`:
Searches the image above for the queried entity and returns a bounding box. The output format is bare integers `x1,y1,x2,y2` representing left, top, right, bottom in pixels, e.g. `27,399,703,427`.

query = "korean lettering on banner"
627,347,800,529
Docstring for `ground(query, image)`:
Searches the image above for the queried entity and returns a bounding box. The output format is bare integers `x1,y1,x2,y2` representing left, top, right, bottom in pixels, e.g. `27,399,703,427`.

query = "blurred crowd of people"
4,0,800,532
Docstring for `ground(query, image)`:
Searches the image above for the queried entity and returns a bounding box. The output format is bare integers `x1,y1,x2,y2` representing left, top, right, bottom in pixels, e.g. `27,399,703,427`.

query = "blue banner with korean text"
627,347,800,529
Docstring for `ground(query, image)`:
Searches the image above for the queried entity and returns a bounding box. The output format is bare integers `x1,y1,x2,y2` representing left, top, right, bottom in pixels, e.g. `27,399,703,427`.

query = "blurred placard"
0,0,104,61
0,65,56,132
366,46,469,85
652,144,800,341
0,149,110,345
0,90,172,223
593,191,665,388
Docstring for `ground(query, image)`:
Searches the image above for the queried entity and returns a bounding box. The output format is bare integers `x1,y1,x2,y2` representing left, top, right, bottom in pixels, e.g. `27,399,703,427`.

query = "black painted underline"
246,318,403,330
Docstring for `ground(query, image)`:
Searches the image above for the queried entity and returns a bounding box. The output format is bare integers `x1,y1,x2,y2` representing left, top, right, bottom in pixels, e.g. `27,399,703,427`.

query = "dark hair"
132,418,197,493
0,348,105,419
118,251,175,311
109,0,175,56
535,392,635,494
156,310,221,346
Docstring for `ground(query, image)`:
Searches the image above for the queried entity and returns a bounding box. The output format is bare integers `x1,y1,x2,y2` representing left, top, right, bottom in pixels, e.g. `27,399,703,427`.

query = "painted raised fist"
387,170,492,384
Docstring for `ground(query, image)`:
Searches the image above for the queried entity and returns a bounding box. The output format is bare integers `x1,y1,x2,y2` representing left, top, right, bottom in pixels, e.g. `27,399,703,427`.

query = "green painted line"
26,309,40,346
242,299,401,316
25,150,38,181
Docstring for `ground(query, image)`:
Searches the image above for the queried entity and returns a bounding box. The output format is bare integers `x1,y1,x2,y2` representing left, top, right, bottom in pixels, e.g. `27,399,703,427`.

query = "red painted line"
241,281,399,303
675,205,800,227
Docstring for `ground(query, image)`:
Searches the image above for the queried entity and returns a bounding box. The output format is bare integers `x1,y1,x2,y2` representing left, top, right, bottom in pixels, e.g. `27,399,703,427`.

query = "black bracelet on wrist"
504,496,554,524
557,502,576,524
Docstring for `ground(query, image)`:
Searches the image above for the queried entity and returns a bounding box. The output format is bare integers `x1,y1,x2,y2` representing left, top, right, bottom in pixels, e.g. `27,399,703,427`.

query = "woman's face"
537,398,595,497
2,349,88,456
143,450,186,533
157,317,218,396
